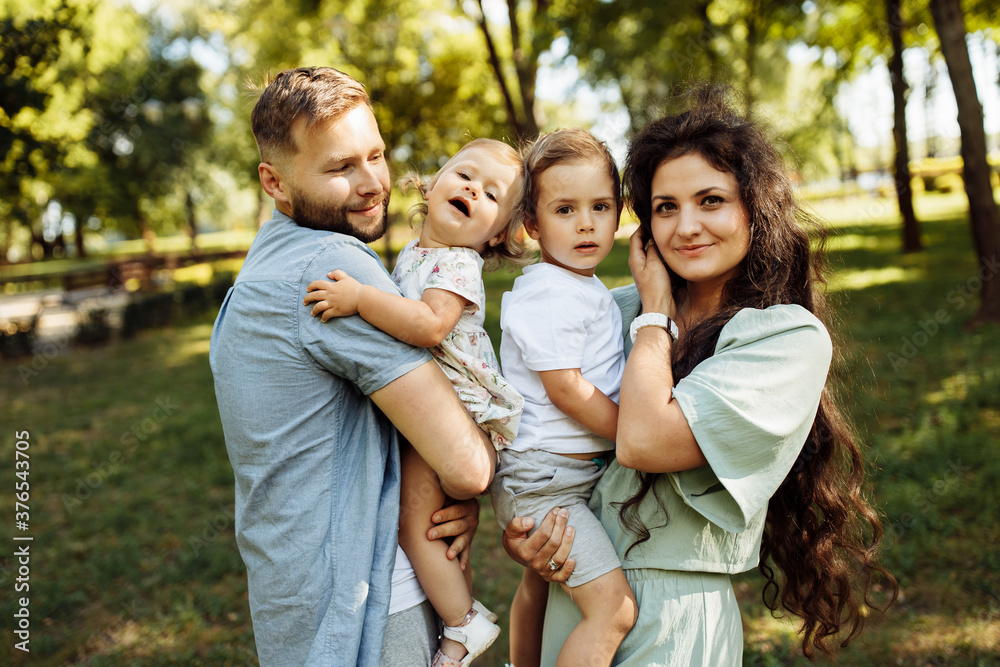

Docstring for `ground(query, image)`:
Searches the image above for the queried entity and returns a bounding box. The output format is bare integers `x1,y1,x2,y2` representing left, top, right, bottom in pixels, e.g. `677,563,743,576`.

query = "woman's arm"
538,369,618,442
616,326,706,472
616,230,707,473
305,270,466,348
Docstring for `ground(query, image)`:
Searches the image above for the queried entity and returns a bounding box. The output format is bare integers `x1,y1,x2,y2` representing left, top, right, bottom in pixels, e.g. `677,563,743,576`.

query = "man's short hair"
250,67,371,167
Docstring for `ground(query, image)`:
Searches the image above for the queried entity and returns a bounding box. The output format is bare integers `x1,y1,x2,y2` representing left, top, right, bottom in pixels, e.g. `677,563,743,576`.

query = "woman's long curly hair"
617,85,897,657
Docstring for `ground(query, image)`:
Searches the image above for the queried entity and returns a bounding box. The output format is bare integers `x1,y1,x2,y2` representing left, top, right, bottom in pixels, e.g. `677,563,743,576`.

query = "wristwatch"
629,312,678,344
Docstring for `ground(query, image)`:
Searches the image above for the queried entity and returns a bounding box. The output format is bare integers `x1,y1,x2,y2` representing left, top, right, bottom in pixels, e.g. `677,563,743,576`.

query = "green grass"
2,191,999,665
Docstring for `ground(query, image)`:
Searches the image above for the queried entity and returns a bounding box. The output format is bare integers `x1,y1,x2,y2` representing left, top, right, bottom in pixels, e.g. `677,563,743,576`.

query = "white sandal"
442,610,501,665
472,598,498,623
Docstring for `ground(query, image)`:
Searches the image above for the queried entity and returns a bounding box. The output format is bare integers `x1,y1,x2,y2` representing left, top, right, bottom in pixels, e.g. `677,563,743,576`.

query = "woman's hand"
501,509,576,583
628,228,674,316
427,498,480,570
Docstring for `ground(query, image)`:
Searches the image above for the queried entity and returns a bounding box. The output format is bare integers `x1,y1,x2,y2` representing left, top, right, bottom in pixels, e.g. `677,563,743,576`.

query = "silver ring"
547,558,559,571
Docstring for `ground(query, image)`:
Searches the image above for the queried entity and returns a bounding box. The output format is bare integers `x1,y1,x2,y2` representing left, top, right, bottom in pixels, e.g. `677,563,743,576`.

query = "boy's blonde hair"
400,138,528,271
514,129,622,235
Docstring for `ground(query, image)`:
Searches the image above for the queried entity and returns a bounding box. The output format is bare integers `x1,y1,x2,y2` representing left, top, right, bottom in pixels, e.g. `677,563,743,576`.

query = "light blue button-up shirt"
210,211,430,666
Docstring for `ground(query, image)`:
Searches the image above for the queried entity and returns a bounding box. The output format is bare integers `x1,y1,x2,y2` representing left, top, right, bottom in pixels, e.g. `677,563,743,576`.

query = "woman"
504,86,896,666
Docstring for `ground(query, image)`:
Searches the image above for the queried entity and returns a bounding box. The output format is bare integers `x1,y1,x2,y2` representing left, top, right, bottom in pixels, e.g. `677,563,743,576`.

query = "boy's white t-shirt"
500,262,625,455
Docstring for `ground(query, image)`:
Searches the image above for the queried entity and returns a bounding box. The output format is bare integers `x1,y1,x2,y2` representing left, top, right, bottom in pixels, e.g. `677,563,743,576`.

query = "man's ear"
259,162,290,207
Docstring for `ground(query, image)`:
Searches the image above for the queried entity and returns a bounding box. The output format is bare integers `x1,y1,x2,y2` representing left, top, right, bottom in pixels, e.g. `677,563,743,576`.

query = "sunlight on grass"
161,323,214,366
827,266,921,292
891,614,1000,659
804,197,901,228
824,233,897,253
924,370,976,404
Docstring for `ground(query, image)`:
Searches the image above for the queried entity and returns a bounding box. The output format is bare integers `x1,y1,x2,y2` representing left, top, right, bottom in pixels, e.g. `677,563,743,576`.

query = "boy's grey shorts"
489,448,621,588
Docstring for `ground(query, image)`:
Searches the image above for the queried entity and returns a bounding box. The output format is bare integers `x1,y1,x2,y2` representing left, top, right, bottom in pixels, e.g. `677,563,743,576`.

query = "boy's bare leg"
398,443,475,659
509,567,550,667
555,568,637,667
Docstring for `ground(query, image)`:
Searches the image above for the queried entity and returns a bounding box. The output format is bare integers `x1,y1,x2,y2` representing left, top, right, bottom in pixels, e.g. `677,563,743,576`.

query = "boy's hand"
304,270,363,320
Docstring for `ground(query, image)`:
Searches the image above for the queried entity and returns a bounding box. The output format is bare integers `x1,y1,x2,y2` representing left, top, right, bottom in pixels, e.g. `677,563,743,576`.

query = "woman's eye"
702,195,724,206
655,202,676,214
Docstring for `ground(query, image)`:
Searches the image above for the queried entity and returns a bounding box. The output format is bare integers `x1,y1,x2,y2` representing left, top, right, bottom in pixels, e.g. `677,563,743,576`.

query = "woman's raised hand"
628,228,674,317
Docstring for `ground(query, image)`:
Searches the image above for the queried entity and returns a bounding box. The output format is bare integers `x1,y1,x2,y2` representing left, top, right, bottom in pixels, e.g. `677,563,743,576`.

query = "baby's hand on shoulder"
304,270,363,321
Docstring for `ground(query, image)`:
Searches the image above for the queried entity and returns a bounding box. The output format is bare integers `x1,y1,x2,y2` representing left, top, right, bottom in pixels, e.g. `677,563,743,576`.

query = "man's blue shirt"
209,211,430,666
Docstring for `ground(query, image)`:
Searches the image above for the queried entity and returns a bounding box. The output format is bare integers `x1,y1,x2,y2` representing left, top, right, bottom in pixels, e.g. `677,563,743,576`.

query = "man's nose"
356,162,385,196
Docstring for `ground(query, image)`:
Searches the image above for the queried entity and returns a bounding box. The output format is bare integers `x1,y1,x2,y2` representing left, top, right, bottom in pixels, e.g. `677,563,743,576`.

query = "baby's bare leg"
398,443,474,659
556,567,636,667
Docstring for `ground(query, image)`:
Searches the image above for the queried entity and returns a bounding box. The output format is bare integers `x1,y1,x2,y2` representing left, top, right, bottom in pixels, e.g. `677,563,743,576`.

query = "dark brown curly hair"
617,84,897,657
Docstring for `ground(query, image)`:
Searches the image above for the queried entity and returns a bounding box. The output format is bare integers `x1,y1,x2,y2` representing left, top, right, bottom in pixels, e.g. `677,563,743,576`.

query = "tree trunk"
886,0,923,253
74,214,88,258
475,0,529,141
185,191,199,254
930,0,1000,325
138,214,156,255
743,0,759,117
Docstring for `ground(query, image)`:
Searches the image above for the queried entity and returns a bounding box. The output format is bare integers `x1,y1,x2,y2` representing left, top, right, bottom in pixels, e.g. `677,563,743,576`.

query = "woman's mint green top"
541,285,835,665
603,284,833,574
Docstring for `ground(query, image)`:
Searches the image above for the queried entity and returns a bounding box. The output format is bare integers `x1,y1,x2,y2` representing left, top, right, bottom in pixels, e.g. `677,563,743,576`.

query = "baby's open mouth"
450,199,470,216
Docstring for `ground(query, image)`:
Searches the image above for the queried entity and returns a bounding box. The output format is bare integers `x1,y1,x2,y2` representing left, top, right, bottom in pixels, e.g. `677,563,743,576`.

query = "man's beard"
290,188,389,244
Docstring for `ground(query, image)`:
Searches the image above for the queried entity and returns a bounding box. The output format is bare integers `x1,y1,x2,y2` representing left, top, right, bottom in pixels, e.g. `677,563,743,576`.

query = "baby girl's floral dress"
392,239,523,450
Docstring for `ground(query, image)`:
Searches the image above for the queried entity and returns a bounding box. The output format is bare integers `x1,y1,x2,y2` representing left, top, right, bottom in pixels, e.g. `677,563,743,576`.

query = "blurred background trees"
1,0,998,316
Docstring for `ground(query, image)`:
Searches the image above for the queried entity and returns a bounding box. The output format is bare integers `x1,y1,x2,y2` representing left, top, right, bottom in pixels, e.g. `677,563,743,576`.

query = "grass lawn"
1,191,998,665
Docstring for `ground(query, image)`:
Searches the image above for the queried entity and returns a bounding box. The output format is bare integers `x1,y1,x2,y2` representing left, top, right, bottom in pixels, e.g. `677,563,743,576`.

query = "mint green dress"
540,285,833,667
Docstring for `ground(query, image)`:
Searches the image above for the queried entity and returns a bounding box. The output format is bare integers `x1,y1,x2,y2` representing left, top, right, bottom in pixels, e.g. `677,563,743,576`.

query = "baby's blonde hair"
400,138,528,271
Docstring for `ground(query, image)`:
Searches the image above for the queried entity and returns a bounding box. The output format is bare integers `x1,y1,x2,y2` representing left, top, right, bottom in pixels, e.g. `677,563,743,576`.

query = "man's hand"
427,498,480,571
304,270,364,320
502,508,576,583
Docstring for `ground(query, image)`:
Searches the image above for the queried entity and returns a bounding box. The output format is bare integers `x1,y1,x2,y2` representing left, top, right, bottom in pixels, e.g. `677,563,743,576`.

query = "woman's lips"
675,244,710,257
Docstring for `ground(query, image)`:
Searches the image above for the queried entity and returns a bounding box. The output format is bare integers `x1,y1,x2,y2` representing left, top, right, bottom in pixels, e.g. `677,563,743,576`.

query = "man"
209,67,495,666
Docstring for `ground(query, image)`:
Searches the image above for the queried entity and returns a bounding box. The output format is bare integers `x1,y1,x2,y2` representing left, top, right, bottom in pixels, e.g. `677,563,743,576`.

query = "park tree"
556,0,813,127
188,0,510,174
810,0,931,253
0,0,143,260
929,0,1000,324
79,52,213,252
886,0,923,252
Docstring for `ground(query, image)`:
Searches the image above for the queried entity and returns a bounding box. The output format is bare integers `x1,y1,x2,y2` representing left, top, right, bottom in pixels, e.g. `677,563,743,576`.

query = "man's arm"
370,360,495,499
